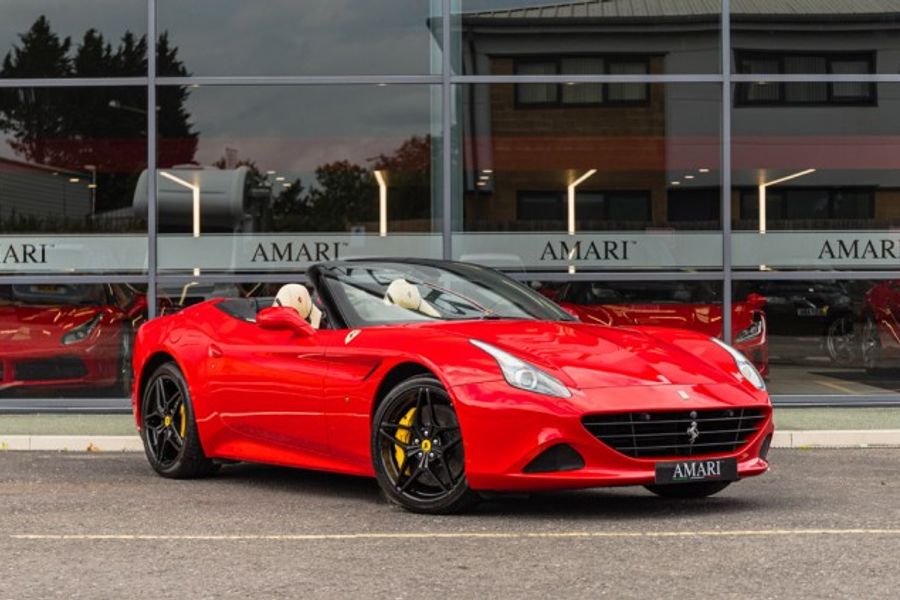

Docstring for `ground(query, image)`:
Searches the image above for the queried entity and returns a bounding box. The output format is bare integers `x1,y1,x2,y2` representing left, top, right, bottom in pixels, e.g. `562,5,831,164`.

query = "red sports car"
132,259,773,513
553,282,769,378
0,284,137,394
862,280,900,371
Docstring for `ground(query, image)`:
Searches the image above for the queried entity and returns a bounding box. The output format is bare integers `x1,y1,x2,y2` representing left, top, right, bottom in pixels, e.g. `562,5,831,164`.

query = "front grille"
14,357,88,381
582,408,766,459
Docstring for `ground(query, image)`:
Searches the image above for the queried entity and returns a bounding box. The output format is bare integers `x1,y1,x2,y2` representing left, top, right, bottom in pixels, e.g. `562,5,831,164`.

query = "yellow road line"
10,529,900,542
817,380,862,395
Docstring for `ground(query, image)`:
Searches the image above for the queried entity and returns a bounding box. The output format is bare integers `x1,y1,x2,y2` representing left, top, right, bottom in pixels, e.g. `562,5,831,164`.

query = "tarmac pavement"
1,449,899,599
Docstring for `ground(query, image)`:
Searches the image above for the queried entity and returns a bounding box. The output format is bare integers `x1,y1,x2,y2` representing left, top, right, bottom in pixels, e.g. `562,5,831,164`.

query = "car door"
205,313,332,463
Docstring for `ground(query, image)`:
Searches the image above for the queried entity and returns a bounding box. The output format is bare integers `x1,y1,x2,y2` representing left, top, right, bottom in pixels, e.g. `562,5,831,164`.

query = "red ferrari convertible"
553,282,769,377
0,284,137,395
133,259,773,513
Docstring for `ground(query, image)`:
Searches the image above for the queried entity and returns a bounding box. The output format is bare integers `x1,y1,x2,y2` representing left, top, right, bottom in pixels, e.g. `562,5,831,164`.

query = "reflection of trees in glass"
271,135,432,232
0,16,197,231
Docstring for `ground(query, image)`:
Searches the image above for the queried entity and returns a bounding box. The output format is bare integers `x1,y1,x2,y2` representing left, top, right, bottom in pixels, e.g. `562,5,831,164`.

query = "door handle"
208,344,223,358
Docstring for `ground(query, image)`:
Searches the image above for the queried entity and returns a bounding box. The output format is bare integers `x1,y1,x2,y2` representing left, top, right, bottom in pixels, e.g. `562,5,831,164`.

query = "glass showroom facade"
2,0,900,408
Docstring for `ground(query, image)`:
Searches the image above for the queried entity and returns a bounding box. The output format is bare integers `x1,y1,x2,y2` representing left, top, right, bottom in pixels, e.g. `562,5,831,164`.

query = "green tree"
0,17,198,221
303,161,377,232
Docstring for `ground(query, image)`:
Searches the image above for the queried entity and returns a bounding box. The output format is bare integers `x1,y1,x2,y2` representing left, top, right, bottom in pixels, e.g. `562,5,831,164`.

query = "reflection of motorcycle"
555,281,769,376
737,281,862,365
861,280,900,372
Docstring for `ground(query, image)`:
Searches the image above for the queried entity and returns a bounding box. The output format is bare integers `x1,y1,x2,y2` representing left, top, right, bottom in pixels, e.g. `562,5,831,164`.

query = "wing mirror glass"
256,306,316,337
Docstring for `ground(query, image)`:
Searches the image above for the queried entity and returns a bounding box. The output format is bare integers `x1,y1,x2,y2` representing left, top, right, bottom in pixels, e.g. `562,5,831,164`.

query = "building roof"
464,0,900,20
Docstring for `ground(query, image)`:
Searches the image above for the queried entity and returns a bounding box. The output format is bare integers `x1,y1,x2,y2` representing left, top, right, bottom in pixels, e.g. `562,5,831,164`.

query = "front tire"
644,481,731,499
371,376,477,514
140,362,219,479
825,315,857,364
861,314,884,374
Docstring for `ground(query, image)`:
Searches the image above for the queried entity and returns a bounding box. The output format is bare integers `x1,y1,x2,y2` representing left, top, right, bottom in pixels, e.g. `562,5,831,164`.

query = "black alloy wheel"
141,362,219,478
644,481,731,499
372,376,477,514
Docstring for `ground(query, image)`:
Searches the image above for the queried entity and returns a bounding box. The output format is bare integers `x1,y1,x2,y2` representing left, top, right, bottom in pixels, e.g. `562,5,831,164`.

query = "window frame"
516,189,652,223
738,187,877,221
734,50,877,107
512,55,652,108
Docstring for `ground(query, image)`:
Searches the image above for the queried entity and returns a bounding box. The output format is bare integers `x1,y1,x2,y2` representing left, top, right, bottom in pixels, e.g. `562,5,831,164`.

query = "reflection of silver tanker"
132,167,271,232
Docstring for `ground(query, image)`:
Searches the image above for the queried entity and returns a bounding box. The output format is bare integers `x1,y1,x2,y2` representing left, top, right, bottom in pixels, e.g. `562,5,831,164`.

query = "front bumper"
451,380,773,492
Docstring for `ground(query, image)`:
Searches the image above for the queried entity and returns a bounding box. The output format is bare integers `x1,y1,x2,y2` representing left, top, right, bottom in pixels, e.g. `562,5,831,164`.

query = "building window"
514,57,650,107
668,188,720,222
739,188,875,221
735,51,876,106
517,190,651,222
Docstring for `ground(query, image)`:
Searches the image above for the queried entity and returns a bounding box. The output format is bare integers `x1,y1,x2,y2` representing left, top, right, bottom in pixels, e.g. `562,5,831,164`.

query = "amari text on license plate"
654,458,738,485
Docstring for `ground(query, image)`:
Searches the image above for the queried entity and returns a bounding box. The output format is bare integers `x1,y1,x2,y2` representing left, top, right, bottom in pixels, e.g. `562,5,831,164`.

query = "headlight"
735,316,764,344
712,337,766,391
61,313,103,345
470,339,571,398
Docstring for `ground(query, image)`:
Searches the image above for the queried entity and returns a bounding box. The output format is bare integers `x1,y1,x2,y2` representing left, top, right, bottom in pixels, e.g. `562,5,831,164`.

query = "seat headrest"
384,278,440,318
273,284,322,328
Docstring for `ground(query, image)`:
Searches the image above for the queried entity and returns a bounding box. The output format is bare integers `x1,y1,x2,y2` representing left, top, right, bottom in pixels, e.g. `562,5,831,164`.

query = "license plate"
796,307,818,317
654,458,738,485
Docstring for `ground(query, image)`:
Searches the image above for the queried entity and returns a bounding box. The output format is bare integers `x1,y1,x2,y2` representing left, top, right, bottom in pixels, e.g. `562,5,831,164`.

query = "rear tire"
644,481,731,499
140,362,219,479
371,376,478,514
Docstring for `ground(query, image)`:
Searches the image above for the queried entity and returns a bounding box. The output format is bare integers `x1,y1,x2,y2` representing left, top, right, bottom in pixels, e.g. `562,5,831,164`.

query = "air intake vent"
582,408,766,459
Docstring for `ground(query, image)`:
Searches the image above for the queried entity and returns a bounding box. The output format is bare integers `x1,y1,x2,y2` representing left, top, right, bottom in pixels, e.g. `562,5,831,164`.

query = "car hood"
0,305,104,346
423,319,732,389
561,302,757,337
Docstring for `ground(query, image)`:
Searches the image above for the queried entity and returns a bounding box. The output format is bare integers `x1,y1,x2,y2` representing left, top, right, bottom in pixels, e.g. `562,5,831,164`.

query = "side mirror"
256,306,316,337
746,293,767,310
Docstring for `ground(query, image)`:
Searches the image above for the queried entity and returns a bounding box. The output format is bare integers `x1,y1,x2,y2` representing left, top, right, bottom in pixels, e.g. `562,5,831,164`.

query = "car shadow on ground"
211,461,774,519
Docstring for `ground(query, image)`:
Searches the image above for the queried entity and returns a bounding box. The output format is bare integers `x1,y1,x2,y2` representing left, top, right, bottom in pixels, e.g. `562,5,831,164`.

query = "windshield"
0,284,109,307
316,261,574,327
561,281,722,306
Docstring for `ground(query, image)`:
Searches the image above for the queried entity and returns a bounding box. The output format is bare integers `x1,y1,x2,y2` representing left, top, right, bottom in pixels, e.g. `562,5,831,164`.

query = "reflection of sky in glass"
180,85,436,185
157,0,441,76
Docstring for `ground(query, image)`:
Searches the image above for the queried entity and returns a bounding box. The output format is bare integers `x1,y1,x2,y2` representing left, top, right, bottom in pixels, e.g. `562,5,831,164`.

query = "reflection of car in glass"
0,284,141,395
861,281,900,371
736,281,861,365
133,259,773,514
554,282,769,377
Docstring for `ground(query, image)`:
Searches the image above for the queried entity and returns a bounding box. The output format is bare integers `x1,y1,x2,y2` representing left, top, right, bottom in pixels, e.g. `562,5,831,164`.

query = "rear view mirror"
256,306,316,337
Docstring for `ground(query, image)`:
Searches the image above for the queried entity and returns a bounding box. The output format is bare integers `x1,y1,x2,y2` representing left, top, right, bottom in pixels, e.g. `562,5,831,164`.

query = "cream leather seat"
383,278,440,318
273,284,322,329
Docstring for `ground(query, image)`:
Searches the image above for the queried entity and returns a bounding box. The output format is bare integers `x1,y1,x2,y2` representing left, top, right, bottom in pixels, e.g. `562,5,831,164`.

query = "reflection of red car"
862,281,900,371
0,284,139,394
553,282,769,377
133,259,772,514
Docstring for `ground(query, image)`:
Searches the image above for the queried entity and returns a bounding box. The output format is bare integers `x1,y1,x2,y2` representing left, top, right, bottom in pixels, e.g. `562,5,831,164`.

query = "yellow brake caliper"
178,403,187,439
394,408,416,474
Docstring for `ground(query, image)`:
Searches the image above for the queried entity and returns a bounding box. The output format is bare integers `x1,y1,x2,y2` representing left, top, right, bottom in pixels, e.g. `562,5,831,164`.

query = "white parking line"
10,529,900,542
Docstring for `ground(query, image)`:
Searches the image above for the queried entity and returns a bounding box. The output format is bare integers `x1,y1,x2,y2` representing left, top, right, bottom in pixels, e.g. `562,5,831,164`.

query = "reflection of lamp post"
757,169,816,234
374,170,388,237
566,169,597,274
567,169,597,235
84,165,97,214
160,170,201,276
